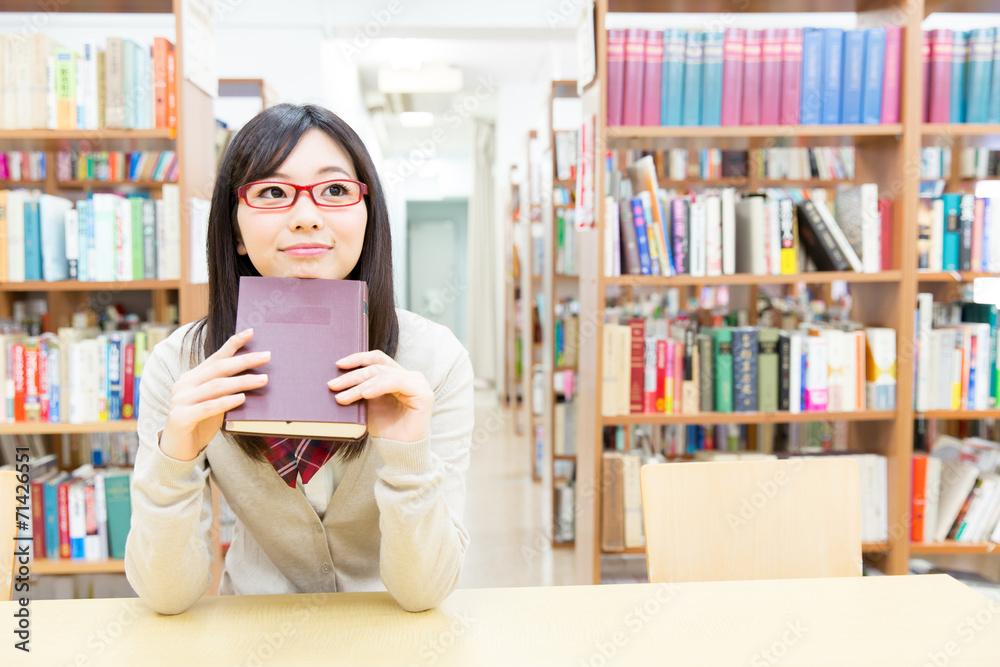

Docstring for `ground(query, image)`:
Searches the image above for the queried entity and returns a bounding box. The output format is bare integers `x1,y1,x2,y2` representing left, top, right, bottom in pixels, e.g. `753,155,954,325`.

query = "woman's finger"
327,363,394,390
336,350,400,370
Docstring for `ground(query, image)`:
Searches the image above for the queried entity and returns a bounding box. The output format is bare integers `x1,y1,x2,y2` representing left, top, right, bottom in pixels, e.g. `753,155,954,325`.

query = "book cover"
796,200,850,271
223,277,369,440
923,31,931,122
865,327,897,411
697,333,713,413
861,27,885,125
721,28,745,126
617,196,642,275
758,328,780,412
959,193,974,271
805,336,829,412
741,29,762,125
759,28,784,125
701,31,724,127
661,29,687,126
23,200,42,282
629,318,646,414
778,332,791,411
881,26,903,123
622,28,647,126
713,328,734,413
966,29,994,124
780,28,804,125
682,31,704,126
641,30,664,126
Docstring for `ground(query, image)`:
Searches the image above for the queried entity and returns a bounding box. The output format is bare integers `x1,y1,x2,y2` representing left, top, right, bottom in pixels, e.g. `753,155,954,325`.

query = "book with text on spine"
223,276,369,441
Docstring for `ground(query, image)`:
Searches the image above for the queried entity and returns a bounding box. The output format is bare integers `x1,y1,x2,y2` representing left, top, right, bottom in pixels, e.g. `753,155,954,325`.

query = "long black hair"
186,103,398,463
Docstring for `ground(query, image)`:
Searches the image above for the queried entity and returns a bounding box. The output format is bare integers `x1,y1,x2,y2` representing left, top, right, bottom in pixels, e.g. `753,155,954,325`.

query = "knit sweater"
124,308,474,614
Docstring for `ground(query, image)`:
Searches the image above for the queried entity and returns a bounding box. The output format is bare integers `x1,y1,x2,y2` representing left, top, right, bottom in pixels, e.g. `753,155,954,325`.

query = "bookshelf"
573,0,947,585
546,80,582,545
0,0,215,581
524,130,544,482
503,165,525,435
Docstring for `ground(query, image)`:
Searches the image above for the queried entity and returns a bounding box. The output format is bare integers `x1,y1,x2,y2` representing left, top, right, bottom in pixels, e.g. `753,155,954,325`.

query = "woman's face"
235,128,368,280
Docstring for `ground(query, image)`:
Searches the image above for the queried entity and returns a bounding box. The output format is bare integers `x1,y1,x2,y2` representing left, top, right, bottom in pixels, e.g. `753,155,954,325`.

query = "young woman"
125,104,474,614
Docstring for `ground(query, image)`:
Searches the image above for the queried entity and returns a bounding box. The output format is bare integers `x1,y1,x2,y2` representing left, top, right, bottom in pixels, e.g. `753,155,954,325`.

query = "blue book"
682,31,704,126
43,474,64,560
39,194,71,282
952,31,968,123
821,28,844,124
701,31,724,126
989,32,1000,123
800,28,825,124
661,29,686,126
967,29,994,123
108,334,123,421
861,28,885,124
841,30,866,124
941,193,962,270
23,200,42,281
76,200,90,282
630,197,652,275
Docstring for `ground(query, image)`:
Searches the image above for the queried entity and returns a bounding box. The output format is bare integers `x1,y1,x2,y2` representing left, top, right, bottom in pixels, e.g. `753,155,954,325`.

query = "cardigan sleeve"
372,347,474,612
124,339,216,615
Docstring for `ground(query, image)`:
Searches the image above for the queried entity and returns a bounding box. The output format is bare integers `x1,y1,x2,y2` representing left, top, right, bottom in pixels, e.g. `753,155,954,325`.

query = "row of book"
913,436,1000,544
921,147,1000,181
1,186,182,283
0,33,177,131
601,318,898,417
607,26,901,127
923,28,1000,124
554,298,580,370
0,323,174,424
650,147,857,183
914,297,1000,413
0,152,46,182
554,130,578,182
553,369,577,458
554,206,578,276
916,193,1000,272
600,450,891,551
56,151,179,183
26,460,133,562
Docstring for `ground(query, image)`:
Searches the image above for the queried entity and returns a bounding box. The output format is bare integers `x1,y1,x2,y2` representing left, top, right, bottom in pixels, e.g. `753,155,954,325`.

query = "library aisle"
461,388,577,588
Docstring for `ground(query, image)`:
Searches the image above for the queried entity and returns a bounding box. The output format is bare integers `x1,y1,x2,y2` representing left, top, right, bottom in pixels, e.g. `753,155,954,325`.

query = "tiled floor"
459,389,578,588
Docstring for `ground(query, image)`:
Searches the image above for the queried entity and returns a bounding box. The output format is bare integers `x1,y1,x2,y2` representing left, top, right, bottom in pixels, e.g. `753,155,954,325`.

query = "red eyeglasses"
237,179,368,209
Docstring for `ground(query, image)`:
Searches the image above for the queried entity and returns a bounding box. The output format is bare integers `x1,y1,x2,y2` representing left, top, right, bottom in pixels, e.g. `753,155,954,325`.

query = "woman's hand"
328,350,434,444
160,328,270,461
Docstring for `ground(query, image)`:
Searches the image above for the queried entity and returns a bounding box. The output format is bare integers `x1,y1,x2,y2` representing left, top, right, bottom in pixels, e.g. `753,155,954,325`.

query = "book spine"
641,30,663,126
153,37,168,128
672,198,689,274
805,336,829,412
862,28,886,124
866,328,898,410
741,29,762,125
701,32,724,127
714,330,733,413
643,331,658,413
801,28,824,124
57,482,70,559
38,338,48,422
662,29,686,126
841,29,866,124
922,31,931,122
622,28,646,126
682,32,704,126
778,199,797,274
631,197,655,275
881,26,903,123
778,332,791,411
952,31,968,123
990,31,1000,123
44,479,59,560
929,29,953,124
732,327,758,412
822,28,844,124
698,334,714,413
30,478,45,560
758,329,780,412
960,193,975,271
122,342,135,419
780,28,803,125
606,30,627,127
759,29,783,125
629,319,645,414
618,199,642,275
721,28,745,126
655,338,667,413
796,200,851,271
966,29,994,123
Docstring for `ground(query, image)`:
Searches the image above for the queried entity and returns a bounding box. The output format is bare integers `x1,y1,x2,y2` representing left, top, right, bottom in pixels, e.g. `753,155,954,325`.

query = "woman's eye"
263,187,286,198
325,184,347,196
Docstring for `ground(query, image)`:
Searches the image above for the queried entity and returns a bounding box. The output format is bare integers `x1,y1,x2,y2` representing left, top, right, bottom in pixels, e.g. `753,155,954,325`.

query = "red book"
924,31,932,122
622,28,647,127
12,342,25,422
38,337,49,422
673,341,684,414
741,29,763,126
759,29,784,125
879,199,893,270
166,40,177,131
665,338,675,414
606,29,627,127
30,477,47,560
628,318,645,414
912,455,928,542
153,37,169,129
720,28,745,126
882,26,903,124
928,29,953,124
57,480,70,559
655,339,667,413
122,343,135,419
641,30,664,126
780,28,804,125
223,277,369,440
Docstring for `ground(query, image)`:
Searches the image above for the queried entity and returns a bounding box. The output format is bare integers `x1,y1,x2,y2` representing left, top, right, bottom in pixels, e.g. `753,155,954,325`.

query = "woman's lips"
282,247,330,257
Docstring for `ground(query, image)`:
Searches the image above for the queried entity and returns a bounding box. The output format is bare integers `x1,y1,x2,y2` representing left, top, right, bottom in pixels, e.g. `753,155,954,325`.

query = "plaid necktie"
264,437,342,488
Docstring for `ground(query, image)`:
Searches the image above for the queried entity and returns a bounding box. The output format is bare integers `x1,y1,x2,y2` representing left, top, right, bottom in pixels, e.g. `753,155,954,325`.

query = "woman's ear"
236,240,247,256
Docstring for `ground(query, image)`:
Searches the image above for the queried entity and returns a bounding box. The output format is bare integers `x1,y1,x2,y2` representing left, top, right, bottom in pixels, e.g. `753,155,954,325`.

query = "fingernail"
240,328,253,336
258,374,268,382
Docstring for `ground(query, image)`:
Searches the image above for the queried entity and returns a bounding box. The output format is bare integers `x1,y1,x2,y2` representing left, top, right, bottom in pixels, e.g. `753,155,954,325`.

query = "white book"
68,481,87,560
924,455,942,543
39,194,73,281
94,473,109,561
46,54,57,130
705,195,722,276
841,331,858,413
6,189,26,282
721,188,736,275
990,197,1000,273
935,458,980,542
860,183,880,272
622,453,644,548
876,455,888,541
604,196,617,277
822,330,846,412
767,199,781,275
91,194,119,282
915,293,933,413
601,327,618,417
813,198,864,272
789,332,803,414
617,325,630,417
805,336,828,412
689,200,706,277
82,42,100,130
973,323,991,411
865,328,896,411
930,198,945,272
64,209,79,279
735,195,766,275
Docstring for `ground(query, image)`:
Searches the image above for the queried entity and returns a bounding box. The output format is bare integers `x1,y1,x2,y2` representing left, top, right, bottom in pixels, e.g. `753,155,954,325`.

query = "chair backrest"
1,470,19,602
639,458,862,584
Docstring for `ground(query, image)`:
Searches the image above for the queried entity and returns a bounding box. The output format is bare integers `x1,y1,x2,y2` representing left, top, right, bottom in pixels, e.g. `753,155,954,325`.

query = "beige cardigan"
124,308,474,614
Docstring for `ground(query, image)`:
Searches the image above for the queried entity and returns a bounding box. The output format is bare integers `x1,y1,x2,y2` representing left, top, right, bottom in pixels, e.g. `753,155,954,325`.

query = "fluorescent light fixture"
399,112,434,127
377,63,463,94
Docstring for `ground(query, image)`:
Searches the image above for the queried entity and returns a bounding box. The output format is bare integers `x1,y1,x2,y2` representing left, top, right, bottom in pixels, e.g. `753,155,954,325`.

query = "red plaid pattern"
264,437,342,488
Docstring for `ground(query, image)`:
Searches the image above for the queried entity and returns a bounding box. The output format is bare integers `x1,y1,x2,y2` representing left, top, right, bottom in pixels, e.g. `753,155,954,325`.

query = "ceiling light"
399,112,435,127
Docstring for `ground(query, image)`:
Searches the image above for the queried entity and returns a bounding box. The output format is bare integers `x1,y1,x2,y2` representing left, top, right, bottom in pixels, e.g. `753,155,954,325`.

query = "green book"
130,196,146,280
961,303,999,406
103,470,132,560
712,328,734,413
757,328,780,413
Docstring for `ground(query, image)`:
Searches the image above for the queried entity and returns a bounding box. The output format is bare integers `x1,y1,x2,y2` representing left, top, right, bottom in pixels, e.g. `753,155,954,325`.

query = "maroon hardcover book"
223,276,369,440
741,29,763,126
622,28,647,127
720,28,745,126
606,29,627,127
929,29,953,124
780,28,803,125
759,28,784,125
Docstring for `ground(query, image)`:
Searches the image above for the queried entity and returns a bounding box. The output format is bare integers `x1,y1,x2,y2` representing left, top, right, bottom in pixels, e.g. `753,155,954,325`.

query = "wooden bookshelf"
0,421,138,435
910,542,1000,555
921,123,1000,136
917,272,1000,282
920,409,1000,420
574,0,924,586
0,129,175,140
523,130,544,481
0,280,181,293
31,559,127,575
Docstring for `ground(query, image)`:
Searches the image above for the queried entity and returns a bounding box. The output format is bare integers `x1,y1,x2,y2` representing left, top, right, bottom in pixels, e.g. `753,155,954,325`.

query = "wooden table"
2,575,999,665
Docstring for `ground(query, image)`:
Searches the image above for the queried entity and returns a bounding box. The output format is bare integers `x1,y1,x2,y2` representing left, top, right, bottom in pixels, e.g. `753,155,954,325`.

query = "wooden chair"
639,458,862,584
1,470,19,602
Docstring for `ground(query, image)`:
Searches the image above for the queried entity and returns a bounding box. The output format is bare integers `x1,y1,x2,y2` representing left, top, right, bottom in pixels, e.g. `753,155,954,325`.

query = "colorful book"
881,26,903,123
759,29,783,125
861,27,886,125
822,28,844,124
952,31,968,123
622,28,647,126
661,29,687,126
801,28,825,125
780,28,803,125
682,31,704,126
641,30,664,126
721,28,745,126
741,29,762,126
701,31,724,127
